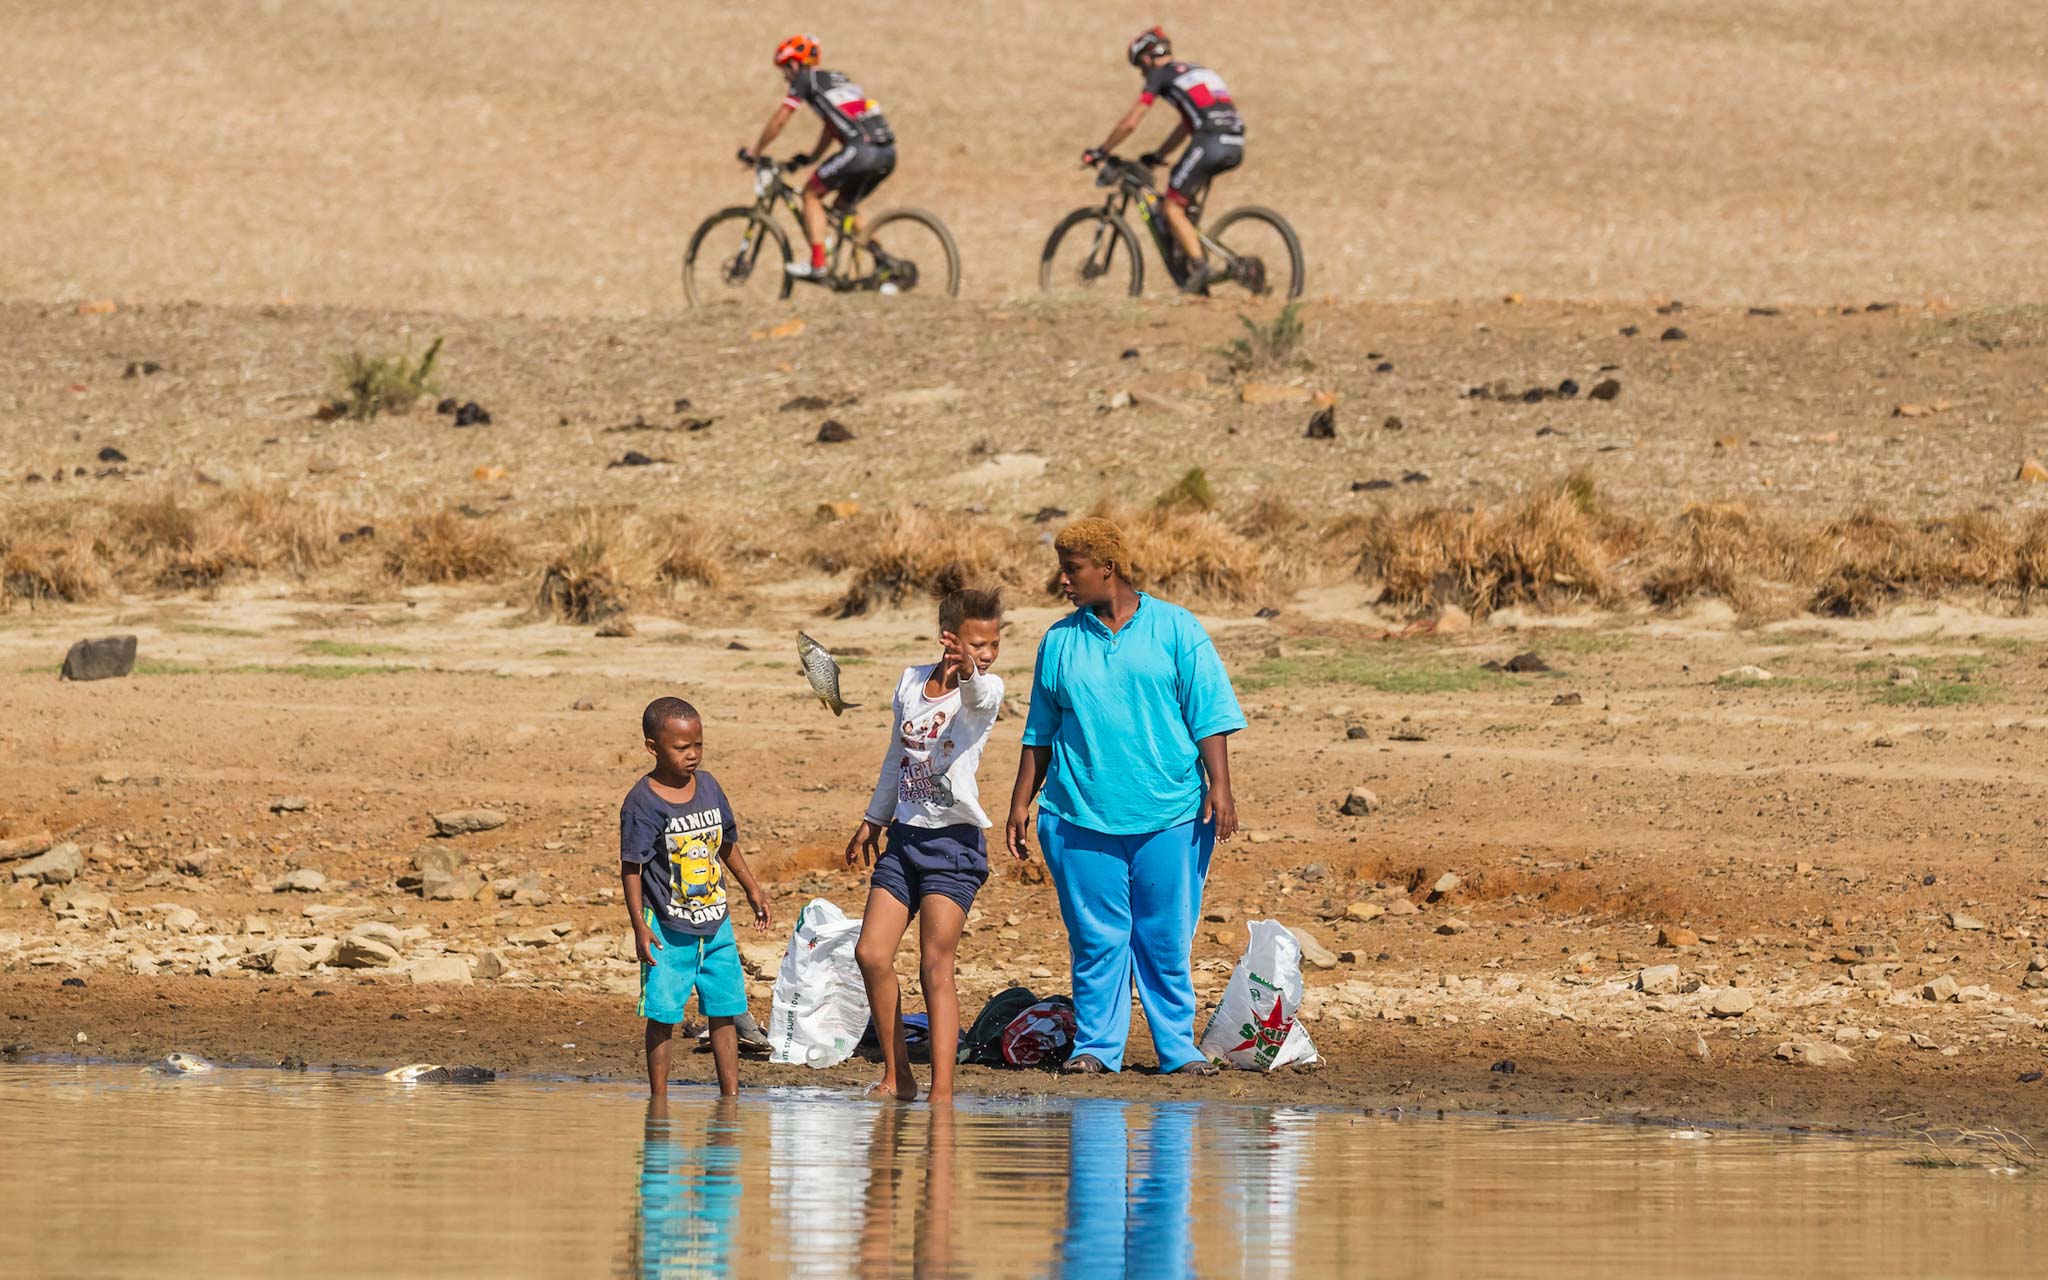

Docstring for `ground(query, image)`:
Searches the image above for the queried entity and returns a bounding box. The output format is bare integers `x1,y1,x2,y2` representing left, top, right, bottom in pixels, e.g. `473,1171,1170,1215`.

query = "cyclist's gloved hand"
1138,150,1166,168
788,153,812,168
1081,147,1106,167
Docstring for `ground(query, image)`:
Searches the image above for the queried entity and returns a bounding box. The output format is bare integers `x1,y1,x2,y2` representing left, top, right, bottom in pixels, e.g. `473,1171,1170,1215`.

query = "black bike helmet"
1127,26,1170,67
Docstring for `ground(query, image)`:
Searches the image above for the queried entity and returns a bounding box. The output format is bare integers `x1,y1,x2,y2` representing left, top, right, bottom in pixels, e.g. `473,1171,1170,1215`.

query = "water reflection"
5,1066,2045,1280
631,1099,743,1279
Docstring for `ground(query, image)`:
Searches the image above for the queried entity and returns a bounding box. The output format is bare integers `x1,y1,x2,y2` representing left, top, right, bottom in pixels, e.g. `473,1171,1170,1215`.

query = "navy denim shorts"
872,822,989,916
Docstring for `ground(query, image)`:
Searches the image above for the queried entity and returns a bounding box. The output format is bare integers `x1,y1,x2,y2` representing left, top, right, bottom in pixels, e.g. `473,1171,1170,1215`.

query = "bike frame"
1095,161,1234,287
746,164,879,287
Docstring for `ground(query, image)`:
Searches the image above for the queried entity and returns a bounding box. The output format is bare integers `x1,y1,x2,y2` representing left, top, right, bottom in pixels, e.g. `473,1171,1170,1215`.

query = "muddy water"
1,1065,2040,1278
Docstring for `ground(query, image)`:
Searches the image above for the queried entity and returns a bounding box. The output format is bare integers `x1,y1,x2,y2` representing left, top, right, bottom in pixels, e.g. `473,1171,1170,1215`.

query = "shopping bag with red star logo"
1196,920,1320,1070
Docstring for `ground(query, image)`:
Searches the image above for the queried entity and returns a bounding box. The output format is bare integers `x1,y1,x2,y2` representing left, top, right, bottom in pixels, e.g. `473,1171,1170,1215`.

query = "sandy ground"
4,578,2048,1140
4,1,2048,311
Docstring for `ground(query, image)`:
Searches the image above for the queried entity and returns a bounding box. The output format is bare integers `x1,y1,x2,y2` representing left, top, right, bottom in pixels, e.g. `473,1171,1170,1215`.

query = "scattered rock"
736,936,783,980
335,936,400,968
1291,926,1339,971
1658,926,1699,948
0,832,54,863
1502,652,1549,673
414,848,465,879
10,843,83,886
1303,406,1337,439
1345,725,1370,740
272,868,327,893
432,809,507,837
815,420,856,444
423,872,485,902
1203,906,1234,924
1551,692,1583,706
1588,378,1622,401
1338,787,1380,817
1947,911,1985,932
269,796,310,814
97,446,128,463
608,451,661,468
1431,872,1462,897
1490,1059,1517,1074
2018,458,2048,486
409,956,473,986
1888,666,1921,686
60,636,137,682
1660,327,1687,342
1351,478,1395,492
1922,975,1961,1002
1401,470,1431,485
122,360,164,378
815,500,861,521
1708,989,1754,1018
1435,918,1469,936
1848,963,1894,987
1382,415,1404,431
453,402,491,427
1239,382,1312,406
471,950,508,980
507,926,565,947
1718,665,1773,682
595,617,637,639
1345,901,1386,922
1638,964,1682,994
1775,1040,1854,1067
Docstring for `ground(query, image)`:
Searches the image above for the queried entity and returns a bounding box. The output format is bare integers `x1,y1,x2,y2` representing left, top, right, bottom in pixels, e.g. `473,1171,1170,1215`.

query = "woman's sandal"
1171,1060,1219,1077
1061,1054,1110,1074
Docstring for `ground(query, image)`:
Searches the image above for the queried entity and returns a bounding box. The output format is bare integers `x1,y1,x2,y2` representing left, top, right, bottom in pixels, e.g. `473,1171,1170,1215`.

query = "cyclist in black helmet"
1083,27,1245,293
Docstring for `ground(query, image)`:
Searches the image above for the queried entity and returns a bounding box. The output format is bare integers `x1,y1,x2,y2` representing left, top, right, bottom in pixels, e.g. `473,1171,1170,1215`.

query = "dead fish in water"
796,632,859,716
383,1063,495,1084
157,1051,216,1074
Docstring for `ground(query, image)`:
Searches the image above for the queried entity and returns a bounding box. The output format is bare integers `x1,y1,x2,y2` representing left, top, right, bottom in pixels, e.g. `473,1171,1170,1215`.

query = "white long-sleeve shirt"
863,662,1004,830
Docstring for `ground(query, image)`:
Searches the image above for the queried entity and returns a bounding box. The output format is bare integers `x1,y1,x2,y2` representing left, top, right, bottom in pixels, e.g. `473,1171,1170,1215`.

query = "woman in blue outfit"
1004,517,1245,1075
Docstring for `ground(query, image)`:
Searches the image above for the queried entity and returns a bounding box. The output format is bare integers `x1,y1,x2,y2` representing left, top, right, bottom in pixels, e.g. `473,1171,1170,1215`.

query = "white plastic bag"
1197,920,1320,1070
767,898,869,1067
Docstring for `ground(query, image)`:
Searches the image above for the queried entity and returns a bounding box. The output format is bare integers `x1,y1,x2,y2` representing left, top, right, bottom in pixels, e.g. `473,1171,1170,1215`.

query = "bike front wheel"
1039,208,1144,298
682,207,793,306
859,208,960,297
1205,206,1305,300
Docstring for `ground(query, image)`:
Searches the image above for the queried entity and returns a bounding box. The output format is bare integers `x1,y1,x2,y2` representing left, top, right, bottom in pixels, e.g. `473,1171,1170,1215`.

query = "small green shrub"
1154,467,1216,512
332,337,442,420
1217,302,1308,374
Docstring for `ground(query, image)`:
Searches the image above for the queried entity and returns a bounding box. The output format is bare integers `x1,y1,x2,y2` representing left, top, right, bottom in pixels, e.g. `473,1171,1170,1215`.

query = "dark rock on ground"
816,420,856,444
61,635,137,682
1304,406,1337,439
1589,378,1622,401
1352,478,1395,492
97,446,127,463
1660,327,1687,341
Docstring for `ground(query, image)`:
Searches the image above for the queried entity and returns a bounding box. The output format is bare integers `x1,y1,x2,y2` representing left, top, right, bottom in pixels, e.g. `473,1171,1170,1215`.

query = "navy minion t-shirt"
619,771,736,936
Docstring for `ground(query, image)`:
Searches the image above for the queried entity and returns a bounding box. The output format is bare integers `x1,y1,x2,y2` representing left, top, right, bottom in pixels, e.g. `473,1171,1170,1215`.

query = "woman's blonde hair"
1053,517,1131,579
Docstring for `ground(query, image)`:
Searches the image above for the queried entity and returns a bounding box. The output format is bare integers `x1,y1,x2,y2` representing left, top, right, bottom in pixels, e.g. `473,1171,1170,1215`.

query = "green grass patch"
226,663,411,680
1873,680,1995,708
1520,629,1633,655
1241,651,1506,695
170,624,260,638
134,660,204,676
541,648,571,657
299,638,407,658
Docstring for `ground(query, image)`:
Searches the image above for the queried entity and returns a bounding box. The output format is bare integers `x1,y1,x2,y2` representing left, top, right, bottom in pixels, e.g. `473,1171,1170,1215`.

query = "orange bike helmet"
1127,26,1170,66
774,34,820,68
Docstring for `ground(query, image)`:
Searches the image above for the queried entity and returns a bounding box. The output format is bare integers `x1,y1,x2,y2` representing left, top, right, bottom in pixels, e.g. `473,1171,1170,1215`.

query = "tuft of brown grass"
1640,502,1790,618
649,514,729,592
0,508,115,606
818,507,1030,617
382,509,519,585
532,509,643,623
1802,510,2017,616
1359,484,1636,616
1100,504,1280,607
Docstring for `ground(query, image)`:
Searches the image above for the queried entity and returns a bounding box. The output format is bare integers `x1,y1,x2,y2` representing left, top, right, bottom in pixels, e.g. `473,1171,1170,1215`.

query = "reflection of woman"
1005,519,1246,1075
1057,1100,1195,1280
629,1099,742,1280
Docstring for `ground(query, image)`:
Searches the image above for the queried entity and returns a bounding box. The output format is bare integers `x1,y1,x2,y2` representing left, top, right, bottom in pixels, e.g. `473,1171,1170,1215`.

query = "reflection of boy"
632,1099,742,1280
620,697,771,1099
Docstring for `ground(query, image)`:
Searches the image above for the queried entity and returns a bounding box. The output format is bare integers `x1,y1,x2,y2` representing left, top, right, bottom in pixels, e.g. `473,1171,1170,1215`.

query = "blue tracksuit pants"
1038,814,1214,1072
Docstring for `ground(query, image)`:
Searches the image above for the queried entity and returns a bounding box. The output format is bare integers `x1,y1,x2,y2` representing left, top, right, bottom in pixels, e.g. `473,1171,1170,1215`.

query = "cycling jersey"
783,67,896,147
1139,60,1244,138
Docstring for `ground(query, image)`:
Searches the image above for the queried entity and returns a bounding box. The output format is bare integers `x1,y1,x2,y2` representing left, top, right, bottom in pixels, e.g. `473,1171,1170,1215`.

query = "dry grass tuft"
331,337,442,420
649,514,729,592
819,507,1031,617
1359,484,1635,616
382,509,519,585
1102,504,1280,607
0,508,115,606
532,509,643,622
1803,510,2016,616
1640,502,1789,617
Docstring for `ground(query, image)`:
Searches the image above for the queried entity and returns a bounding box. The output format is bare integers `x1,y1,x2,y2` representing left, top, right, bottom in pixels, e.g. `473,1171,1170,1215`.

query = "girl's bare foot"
926,1086,953,1106
866,1074,920,1101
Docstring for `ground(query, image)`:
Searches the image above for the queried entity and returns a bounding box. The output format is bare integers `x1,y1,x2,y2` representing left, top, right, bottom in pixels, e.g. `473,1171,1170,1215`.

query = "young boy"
621,697,772,1099
845,572,1004,1103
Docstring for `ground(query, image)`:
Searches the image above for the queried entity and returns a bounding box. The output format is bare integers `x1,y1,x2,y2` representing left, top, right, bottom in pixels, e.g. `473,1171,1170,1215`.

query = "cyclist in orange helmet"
1084,27,1245,293
745,34,899,282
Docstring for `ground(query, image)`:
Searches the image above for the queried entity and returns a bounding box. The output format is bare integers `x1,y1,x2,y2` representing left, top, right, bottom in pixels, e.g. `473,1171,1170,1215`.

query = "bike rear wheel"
682,207,792,306
857,208,960,297
1205,206,1305,300
1039,208,1144,298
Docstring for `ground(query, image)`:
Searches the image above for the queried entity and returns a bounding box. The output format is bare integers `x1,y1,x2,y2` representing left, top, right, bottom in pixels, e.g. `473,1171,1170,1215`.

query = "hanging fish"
796,631,860,716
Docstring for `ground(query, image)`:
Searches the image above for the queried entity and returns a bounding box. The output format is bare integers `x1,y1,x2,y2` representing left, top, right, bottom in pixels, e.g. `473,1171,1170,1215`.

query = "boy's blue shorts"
637,911,747,1025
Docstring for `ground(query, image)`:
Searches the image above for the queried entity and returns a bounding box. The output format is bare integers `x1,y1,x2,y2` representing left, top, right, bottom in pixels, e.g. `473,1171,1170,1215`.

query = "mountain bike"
1039,154,1303,300
682,152,960,305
